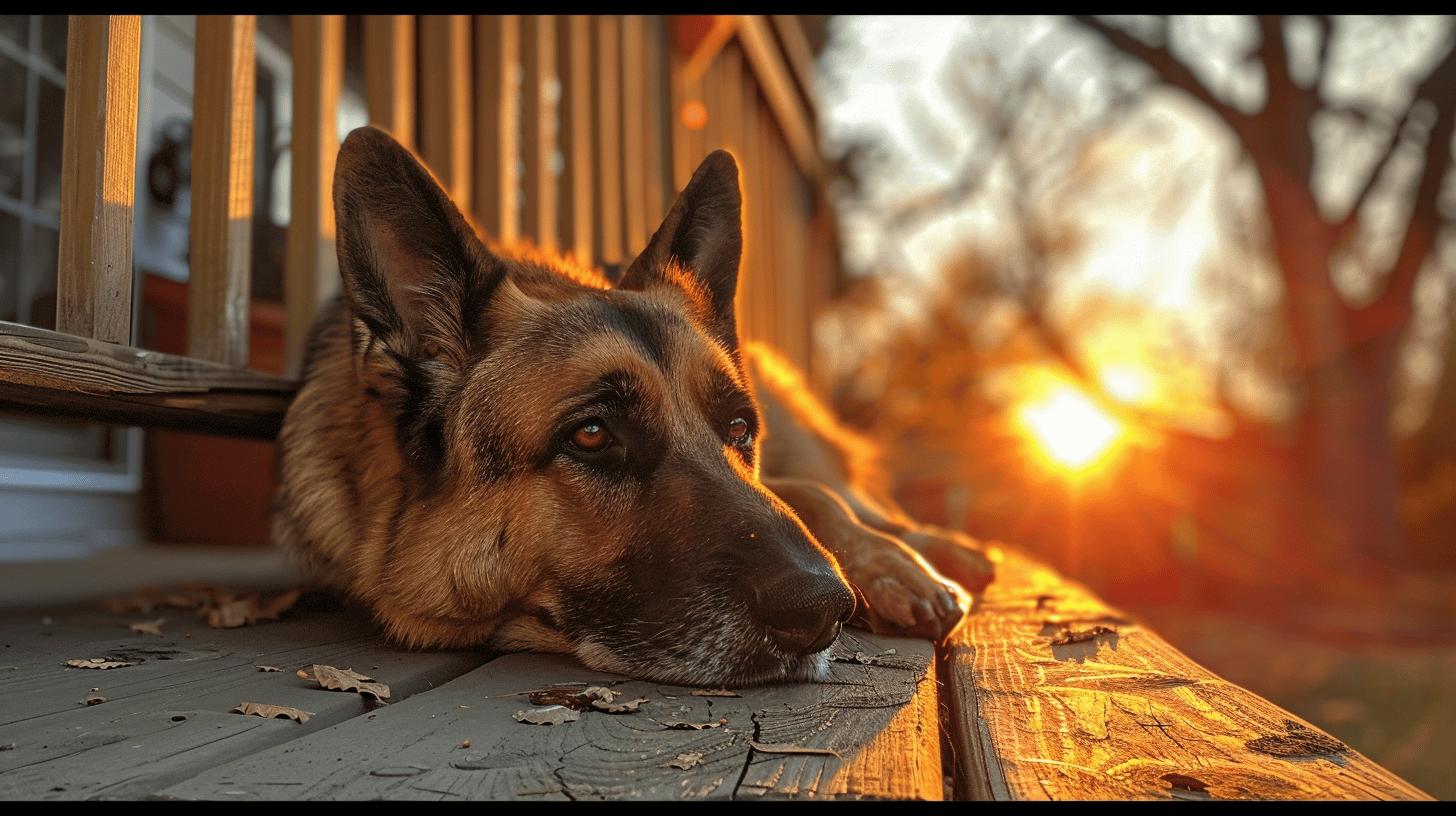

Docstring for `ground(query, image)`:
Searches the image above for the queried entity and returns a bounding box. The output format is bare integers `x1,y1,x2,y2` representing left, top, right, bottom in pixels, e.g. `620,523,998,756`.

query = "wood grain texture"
188,15,256,367
364,15,416,151
159,630,940,800
521,15,558,252
474,15,520,244
0,320,292,437
284,15,343,378
420,15,471,212
641,17,670,237
0,602,485,799
593,15,623,265
56,15,142,346
943,547,1432,801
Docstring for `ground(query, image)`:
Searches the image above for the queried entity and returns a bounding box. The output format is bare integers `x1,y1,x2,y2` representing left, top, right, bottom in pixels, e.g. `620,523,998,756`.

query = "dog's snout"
751,568,855,655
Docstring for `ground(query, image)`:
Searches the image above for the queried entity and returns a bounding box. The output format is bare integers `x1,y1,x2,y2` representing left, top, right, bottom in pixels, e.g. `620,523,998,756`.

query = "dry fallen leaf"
255,665,282,673
690,688,740,698
207,599,252,629
232,702,313,723
592,695,647,714
79,694,106,706
65,658,133,670
1050,625,1117,646
513,705,580,726
748,740,841,758
528,684,619,711
251,589,303,622
128,618,166,636
307,664,391,702
664,751,704,770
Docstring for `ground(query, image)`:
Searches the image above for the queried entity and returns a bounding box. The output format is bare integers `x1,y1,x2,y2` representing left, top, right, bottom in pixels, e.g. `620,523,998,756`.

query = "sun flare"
1017,385,1123,472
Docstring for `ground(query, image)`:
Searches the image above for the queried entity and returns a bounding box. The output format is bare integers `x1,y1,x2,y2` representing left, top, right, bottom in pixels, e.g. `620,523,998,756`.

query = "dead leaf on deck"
128,618,166,636
65,658,133,670
1245,719,1347,758
1049,625,1117,646
255,665,282,672
748,740,841,758
513,705,580,726
307,664,391,702
664,751,704,770
1161,772,1210,793
527,684,619,711
231,702,313,723
79,694,107,706
690,688,740,698
593,695,648,714
206,599,253,629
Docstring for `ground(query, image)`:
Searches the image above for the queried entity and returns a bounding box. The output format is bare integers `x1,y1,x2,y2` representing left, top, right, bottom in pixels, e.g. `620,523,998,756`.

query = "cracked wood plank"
0,599,485,799
157,630,940,800
944,547,1431,801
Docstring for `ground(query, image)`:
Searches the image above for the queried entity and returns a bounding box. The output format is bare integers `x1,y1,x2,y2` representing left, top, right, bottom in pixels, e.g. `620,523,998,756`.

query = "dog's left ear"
619,149,742,349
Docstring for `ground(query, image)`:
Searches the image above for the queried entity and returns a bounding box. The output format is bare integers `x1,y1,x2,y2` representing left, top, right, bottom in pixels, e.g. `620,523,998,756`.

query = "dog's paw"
838,528,970,641
898,526,997,594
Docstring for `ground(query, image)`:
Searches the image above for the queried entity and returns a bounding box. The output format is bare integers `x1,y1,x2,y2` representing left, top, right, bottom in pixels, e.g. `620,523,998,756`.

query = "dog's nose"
752,569,855,655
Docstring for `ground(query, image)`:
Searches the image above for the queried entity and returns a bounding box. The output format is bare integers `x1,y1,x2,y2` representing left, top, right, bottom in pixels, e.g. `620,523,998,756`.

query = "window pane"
35,76,63,214
0,16,28,49
39,15,65,73
0,52,24,201
26,224,56,329
0,210,18,322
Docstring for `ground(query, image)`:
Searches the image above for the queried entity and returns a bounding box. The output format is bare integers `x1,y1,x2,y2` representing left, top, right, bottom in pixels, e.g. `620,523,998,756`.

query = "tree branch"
1354,35,1456,338
1312,15,1334,95
1333,98,1421,243
1071,15,1250,140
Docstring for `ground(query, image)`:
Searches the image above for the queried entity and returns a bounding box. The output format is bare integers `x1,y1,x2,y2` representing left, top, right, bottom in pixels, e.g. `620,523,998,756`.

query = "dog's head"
330,126,854,685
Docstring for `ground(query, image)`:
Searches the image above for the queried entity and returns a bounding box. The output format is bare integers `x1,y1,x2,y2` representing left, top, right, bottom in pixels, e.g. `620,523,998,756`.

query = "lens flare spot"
1018,386,1122,471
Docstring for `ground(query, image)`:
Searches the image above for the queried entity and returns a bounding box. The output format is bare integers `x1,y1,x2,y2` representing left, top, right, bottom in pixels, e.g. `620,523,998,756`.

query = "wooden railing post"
558,15,593,264
420,15,472,213
474,15,520,244
285,15,343,378
188,14,256,368
56,15,141,346
364,15,416,151
593,16,623,265
620,15,648,258
521,15,558,252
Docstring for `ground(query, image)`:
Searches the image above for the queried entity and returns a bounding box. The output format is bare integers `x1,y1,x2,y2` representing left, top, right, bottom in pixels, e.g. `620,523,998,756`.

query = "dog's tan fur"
275,126,993,686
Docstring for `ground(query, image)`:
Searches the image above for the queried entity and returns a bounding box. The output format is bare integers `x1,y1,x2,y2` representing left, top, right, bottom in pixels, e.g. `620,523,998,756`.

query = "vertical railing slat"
420,15,472,213
557,15,593,263
56,15,141,345
188,14,256,367
641,17,669,236
363,15,416,151
475,15,520,244
521,15,558,252
285,15,343,378
620,16,647,258
593,15,623,266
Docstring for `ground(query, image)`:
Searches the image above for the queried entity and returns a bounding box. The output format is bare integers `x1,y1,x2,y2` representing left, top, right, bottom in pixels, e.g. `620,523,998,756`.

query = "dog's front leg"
764,477,968,641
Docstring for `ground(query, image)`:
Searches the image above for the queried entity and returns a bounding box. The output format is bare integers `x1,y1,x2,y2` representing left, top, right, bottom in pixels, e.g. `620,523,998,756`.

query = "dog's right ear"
333,125,502,373
332,126,503,471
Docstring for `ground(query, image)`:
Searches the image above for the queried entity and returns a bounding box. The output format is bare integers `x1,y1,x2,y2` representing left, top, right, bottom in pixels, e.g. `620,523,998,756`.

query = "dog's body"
274,127,993,686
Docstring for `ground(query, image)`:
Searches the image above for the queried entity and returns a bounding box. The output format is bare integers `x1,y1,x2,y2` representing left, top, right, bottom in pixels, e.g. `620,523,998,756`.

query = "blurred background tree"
813,17,1456,793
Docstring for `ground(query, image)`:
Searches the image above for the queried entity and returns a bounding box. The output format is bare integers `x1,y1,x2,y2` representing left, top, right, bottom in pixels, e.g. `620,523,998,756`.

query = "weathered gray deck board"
158,629,940,801
0,601,486,800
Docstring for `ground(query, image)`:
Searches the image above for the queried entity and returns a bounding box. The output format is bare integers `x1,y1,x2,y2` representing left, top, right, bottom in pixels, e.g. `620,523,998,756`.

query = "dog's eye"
571,420,612,452
727,417,752,447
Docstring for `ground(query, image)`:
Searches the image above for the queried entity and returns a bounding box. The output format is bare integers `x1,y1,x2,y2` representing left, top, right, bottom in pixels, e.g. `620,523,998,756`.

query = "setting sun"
1017,385,1123,472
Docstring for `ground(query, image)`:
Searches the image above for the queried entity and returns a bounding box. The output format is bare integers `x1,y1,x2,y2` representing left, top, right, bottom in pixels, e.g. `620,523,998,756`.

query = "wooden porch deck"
0,547,1429,801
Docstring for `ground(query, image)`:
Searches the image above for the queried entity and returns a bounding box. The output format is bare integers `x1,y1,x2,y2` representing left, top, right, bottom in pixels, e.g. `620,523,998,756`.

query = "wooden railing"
0,14,835,437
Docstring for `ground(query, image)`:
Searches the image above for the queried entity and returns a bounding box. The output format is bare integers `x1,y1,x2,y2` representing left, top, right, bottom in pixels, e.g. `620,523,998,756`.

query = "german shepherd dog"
274,126,995,686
